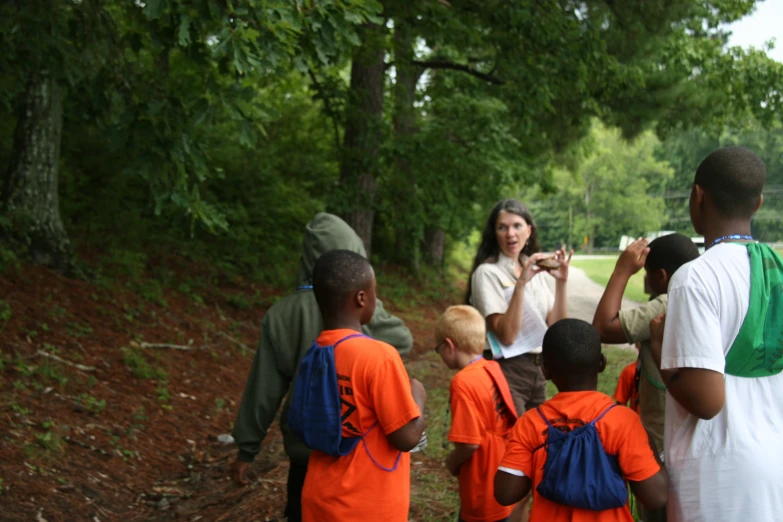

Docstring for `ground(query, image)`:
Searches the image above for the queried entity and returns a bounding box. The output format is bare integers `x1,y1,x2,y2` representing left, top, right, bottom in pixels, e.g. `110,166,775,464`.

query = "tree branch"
411,60,505,85
307,65,343,151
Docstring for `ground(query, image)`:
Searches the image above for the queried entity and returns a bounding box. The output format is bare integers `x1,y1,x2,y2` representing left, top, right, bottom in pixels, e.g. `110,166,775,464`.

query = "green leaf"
143,0,166,20
177,16,191,47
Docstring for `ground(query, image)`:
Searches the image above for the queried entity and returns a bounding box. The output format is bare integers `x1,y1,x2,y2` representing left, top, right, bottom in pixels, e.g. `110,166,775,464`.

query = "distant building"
619,231,704,255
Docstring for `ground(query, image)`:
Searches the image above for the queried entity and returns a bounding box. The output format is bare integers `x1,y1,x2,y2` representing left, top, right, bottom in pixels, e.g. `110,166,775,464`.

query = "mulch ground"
0,255,459,521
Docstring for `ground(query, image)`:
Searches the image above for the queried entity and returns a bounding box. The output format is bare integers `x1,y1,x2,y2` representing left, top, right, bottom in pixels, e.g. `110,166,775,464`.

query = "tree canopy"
1,0,782,276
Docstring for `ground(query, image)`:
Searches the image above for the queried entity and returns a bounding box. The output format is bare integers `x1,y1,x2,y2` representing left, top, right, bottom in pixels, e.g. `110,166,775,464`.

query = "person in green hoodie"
229,213,413,522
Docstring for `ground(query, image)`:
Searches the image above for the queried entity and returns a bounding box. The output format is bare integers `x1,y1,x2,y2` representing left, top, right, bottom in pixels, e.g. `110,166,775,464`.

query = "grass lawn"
571,256,648,303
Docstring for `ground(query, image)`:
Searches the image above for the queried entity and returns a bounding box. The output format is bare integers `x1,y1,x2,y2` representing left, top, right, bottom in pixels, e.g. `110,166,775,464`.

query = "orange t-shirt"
498,391,660,522
449,359,517,522
301,329,421,522
613,362,639,412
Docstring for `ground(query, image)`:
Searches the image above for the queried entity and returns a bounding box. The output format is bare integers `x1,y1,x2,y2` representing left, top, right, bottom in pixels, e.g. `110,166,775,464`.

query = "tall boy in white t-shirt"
648,146,783,522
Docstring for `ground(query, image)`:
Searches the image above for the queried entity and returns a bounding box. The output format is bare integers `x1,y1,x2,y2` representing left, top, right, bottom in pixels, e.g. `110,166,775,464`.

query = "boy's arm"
593,239,649,343
629,469,668,510
446,443,479,476
494,470,532,506
386,378,426,451
230,320,289,484
628,430,668,509
495,416,535,506
650,313,726,420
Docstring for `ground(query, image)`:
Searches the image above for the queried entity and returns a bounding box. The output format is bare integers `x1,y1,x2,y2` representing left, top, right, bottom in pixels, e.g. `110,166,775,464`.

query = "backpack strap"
334,333,368,348
590,404,618,425
536,406,554,428
533,402,617,452
359,421,402,472
484,361,519,420
331,334,401,471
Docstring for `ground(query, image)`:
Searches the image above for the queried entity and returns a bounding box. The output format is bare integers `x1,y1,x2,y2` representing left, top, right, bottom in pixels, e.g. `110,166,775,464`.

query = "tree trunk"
423,227,446,268
391,13,424,270
2,71,82,277
340,23,386,258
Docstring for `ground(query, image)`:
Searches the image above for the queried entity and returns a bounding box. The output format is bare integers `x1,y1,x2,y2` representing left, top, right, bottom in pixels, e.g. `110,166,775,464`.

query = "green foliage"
29,421,64,456
526,123,672,250
65,322,93,339
0,240,19,273
155,384,171,404
656,120,783,241
2,0,781,283
77,393,107,414
121,347,167,381
2,0,381,232
0,300,10,323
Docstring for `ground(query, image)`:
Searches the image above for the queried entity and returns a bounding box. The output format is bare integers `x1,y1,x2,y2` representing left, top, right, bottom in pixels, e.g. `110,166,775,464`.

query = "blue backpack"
288,333,402,471
288,333,367,457
535,404,628,511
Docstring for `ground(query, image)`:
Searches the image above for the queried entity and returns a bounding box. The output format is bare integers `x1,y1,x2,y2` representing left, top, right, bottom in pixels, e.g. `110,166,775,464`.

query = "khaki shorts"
498,353,547,414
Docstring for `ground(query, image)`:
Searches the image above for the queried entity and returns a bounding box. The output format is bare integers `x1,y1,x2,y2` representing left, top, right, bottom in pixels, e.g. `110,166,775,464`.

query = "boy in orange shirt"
495,319,667,522
613,358,639,412
435,305,519,522
300,250,427,522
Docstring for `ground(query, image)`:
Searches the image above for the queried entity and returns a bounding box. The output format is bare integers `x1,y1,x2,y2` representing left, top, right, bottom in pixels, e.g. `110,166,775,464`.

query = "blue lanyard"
707,235,754,250
467,355,483,366
298,285,313,290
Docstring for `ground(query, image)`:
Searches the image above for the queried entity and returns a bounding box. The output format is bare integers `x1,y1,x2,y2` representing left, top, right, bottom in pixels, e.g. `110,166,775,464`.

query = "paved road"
544,266,640,349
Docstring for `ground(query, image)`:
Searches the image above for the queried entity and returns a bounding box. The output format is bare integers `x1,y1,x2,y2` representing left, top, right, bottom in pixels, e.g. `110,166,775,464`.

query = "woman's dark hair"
465,199,540,303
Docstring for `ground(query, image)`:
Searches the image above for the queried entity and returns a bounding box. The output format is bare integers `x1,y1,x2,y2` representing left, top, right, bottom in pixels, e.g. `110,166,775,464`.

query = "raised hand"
616,238,650,277
547,248,573,282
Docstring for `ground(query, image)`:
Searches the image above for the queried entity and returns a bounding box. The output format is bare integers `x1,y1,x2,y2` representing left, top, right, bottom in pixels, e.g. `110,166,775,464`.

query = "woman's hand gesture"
519,253,549,285
546,248,573,282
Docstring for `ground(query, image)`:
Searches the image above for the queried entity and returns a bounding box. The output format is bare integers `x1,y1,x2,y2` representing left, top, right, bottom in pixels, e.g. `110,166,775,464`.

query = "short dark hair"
694,146,765,219
646,233,699,277
312,250,373,313
543,319,602,377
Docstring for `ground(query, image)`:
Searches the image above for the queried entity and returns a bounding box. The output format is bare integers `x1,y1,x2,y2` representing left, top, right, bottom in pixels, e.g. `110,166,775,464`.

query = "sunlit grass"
570,256,647,303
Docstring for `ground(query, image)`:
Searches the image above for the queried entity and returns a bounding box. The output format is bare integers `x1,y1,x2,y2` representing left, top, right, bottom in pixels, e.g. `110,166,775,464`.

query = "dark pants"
498,352,547,414
640,504,667,522
285,460,308,522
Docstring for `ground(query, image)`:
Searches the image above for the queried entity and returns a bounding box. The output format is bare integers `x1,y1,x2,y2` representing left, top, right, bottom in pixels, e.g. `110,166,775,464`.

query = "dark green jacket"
231,213,413,465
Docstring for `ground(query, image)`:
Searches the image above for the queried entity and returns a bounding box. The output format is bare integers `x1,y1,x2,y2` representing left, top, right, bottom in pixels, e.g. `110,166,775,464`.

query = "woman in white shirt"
467,199,571,414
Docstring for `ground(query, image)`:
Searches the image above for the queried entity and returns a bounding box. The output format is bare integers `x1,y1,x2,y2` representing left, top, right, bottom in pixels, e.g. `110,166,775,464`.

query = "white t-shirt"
661,243,783,522
470,253,555,357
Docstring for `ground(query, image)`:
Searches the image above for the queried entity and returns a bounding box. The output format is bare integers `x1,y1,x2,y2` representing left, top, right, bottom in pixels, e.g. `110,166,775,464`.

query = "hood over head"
297,213,366,286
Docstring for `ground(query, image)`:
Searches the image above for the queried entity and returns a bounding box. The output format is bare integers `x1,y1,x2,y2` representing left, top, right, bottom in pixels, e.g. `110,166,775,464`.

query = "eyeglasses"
434,340,446,354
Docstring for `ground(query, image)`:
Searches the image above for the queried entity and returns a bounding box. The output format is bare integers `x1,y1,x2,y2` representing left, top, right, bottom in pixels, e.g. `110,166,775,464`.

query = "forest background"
1,0,783,520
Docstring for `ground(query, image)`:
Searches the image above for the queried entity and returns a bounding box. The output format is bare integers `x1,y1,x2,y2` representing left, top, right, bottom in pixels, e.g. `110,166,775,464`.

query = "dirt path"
561,266,641,323
541,267,640,351
0,260,636,521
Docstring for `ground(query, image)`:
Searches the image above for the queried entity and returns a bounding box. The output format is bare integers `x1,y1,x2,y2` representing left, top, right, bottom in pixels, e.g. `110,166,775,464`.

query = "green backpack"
724,243,783,377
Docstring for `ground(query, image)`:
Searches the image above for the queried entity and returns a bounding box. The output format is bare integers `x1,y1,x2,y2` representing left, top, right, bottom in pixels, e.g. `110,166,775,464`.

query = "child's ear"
355,289,367,309
598,354,607,374
754,194,764,214
657,268,669,289
444,338,456,354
